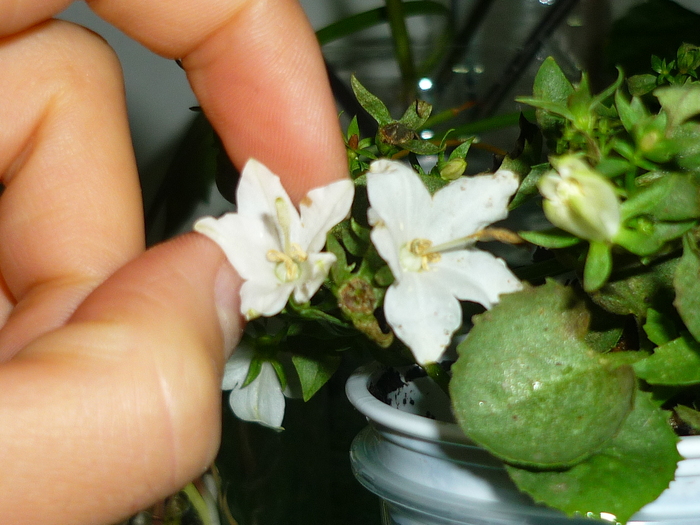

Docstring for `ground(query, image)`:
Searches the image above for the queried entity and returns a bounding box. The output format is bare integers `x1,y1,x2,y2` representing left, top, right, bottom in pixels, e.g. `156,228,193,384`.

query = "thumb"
1,233,242,525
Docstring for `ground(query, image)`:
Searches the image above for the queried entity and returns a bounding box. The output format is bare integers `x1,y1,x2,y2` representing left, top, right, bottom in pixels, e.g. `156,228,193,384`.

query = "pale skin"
0,1,348,523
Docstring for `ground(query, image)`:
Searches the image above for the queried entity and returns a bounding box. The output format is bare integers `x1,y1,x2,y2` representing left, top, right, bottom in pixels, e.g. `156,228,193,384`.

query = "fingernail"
214,262,242,359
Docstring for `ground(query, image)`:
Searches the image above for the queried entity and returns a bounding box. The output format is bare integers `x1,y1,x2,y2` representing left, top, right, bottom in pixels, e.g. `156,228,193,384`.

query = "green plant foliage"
506,391,680,524
292,354,342,402
674,234,700,342
450,281,636,468
634,333,700,386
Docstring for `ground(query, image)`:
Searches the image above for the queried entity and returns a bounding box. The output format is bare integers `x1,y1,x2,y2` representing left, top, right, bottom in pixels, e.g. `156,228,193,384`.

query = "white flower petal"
430,169,519,244
240,279,294,319
293,252,337,304
367,160,433,241
300,179,354,253
384,272,462,364
438,250,523,308
369,222,403,281
221,344,254,391
222,345,285,430
236,159,294,222
195,213,278,282
229,363,285,430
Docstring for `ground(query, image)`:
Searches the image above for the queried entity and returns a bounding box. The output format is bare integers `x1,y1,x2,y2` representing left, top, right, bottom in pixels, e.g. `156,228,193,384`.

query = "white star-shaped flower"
367,159,522,365
195,159,354,320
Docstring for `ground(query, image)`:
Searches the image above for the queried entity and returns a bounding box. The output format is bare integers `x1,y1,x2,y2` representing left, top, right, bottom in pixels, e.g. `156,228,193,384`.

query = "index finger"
1,0,348,203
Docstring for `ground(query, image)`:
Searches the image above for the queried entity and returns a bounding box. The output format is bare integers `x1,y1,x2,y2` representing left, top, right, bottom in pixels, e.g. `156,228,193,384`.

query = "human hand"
0,1,347,523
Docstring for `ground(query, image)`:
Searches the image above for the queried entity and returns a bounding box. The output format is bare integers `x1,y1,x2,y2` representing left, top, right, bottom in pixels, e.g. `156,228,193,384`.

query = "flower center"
267,244,307,282
400,238,442,272
267,197,308,283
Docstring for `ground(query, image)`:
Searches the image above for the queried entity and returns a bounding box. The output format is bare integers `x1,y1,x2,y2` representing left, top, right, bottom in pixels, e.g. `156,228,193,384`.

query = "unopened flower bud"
538,156,621,243
440,158,467,180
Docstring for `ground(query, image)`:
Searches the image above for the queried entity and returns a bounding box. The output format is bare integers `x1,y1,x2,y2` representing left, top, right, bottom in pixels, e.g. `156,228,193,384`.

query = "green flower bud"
538,156,621,243
440,158,467,180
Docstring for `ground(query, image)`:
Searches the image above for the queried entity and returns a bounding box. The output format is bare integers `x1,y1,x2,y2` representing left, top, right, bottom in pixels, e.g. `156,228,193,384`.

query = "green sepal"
292,353,342,402
242,357,264,389
506,391,681,525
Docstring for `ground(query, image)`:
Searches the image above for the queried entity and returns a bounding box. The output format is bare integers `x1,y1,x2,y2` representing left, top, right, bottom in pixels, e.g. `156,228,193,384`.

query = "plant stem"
384,0,416,102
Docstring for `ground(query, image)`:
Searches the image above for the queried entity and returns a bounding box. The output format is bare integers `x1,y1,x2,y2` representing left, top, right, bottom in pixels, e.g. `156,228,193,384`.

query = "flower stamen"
267,244,308,282
409,238,442,271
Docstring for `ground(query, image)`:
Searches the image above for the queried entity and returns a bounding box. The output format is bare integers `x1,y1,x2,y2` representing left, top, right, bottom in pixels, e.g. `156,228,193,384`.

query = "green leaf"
621,173,700,222
398,99,432,130
350,75,393,125
583,241,613,292
627,74,658,97
518,228,582,249
315,1,450,45
401,138,443,155
643,308,679,346
326,232,353,284
615,89,649,133
509,163,549,210
656,84,700,128
674,233,700,342
292,354,342,402
615,220,696,256
450,281,636,469
590,255,677,317
676,404,700,432
634,332,700,385
529,56,575,135
506,391,681,524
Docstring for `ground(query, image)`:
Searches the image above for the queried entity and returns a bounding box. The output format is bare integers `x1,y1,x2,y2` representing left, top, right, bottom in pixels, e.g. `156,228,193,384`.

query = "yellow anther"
267,249,301,281
408,238,441,271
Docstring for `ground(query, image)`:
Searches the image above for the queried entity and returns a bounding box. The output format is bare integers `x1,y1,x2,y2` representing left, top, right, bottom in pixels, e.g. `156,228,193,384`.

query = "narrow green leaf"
350,75,393,125
401,139,443,155
584,241,613,292
316,1,450,45
518,228,582,249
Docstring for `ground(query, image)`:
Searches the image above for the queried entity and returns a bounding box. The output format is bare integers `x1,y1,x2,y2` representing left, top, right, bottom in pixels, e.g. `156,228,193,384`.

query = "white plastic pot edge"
345,363,700,460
